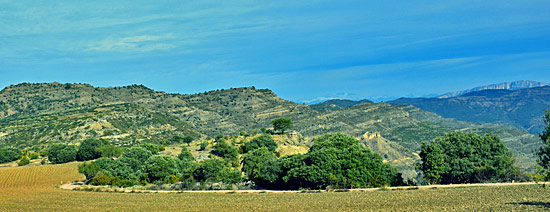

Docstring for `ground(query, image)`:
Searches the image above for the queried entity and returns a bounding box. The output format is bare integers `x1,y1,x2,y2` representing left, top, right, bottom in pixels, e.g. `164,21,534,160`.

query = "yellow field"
1,163,549,211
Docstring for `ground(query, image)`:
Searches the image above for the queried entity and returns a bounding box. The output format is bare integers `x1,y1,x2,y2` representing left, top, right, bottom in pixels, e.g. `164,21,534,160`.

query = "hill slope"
310,99,373,111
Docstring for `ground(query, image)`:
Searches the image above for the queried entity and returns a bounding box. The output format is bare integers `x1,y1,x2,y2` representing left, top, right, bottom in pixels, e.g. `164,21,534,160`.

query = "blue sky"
1,1,549,102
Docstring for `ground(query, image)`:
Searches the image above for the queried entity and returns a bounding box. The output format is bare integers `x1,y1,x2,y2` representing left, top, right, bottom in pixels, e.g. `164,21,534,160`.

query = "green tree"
78,162,101,182
139,143,162,155
192,158,242,184
77,139,108,161
537,108,550,181
87,158,139,182
417,142,447,184
122,147,153,165
212,139,238,160
419,131,517,184
48,144,77,164
0,147,21,163
242,134,278,153
271,118,293,134
182,135,195,146
143,155,181,182
173,135,195,146
193,158,225,182
242,147,281,188
97,145,122,159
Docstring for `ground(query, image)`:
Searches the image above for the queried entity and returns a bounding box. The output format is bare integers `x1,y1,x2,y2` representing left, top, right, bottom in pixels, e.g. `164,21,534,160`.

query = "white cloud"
87,33,176,52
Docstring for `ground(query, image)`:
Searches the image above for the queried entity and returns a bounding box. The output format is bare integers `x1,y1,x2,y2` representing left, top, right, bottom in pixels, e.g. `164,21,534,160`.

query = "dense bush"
139,143,163,155
18,157,30,166
92,158,140,180
193,158,241,184
97,145,122,158
418,131,518,184
242,134,278,153
280,133,402,189
48,144,77,164
0,147,21,163
29,152,39,160
77,139,108,161
178,148,195,162
199,141,208,151
122,147,153,165
212,139,238,160
242,133,402,189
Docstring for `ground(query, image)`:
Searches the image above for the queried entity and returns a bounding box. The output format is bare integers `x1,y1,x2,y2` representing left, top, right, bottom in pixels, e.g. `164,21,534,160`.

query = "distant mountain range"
389,84,550,134
437,80,547,98
0,82,542,178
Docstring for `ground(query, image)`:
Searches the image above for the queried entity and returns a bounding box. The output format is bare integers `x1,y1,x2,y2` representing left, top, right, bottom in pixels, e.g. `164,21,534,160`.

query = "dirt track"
60,181,550,193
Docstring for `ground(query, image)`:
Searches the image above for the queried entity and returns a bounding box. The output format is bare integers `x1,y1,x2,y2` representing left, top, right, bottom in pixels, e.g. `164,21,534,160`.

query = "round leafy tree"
271,118,293,134
242,147,281,187
143,155,181,182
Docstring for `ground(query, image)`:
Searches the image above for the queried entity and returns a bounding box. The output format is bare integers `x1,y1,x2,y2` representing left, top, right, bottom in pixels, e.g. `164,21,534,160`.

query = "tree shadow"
507,202,550,209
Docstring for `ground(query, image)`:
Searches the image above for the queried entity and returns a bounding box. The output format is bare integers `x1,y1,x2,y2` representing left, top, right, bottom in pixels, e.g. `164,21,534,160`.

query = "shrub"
78,162,101,182
242,134,278,153
18,157,30,166
212,139,238,160
91,172,114,186
199,141,208,151
29,152,39,160
178,148,195,162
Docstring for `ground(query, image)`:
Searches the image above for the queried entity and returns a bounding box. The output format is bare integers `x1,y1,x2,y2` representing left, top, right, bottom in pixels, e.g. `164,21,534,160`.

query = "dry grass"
1,162,549,211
